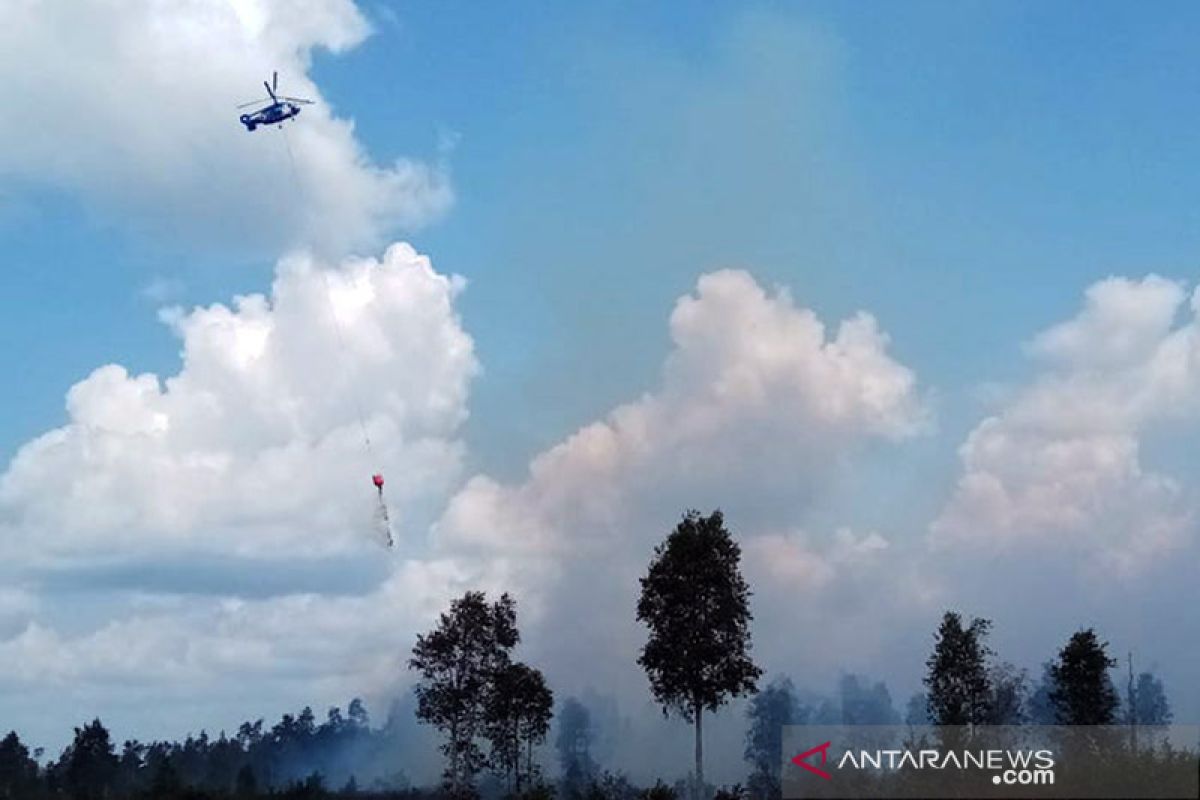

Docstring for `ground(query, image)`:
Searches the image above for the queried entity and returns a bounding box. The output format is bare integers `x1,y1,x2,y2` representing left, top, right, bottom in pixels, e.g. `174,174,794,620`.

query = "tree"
205,731,241,792
744,677,801,800
410,591,519,796
148,756,182,797
839,675,900,724
556,697,596,795
114,740,146,797
986,663,1029,725
1128,672,1172,727
1048,629,1118,725
923,612,993,726
810,698,841,725
487,661,554,792
904,693,930,726
235,764,258,797
1027,663,1057,725
62,719,119,800
347,698,370,730
0,731,39,799
637,510,761,800
517,670,554,788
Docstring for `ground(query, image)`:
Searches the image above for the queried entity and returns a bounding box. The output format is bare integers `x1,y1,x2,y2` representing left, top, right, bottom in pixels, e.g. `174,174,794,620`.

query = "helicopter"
237,72,313,131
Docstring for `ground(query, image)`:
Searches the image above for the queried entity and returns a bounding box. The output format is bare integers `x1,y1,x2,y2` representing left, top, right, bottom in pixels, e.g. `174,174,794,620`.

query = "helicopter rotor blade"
264,80,277,102
237,98,270,108
273,71,278,93
281,97,314,104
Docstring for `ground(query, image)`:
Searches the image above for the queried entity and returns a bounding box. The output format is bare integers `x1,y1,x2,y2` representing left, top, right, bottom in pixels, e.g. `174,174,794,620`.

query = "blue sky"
7,1,1200,468
1,0,1199,766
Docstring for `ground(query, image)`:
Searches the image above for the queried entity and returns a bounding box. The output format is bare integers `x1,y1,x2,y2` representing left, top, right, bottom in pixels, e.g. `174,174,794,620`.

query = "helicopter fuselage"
239,102,301,131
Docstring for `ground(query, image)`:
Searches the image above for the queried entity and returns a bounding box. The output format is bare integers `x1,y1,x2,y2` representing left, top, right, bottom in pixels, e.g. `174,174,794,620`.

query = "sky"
1,0,1200,779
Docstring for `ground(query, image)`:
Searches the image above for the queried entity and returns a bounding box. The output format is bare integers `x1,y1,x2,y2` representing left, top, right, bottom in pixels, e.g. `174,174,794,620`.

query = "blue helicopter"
237,72,313,131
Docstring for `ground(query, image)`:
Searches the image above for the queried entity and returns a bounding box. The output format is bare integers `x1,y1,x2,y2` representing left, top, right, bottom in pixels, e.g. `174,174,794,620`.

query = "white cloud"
743,526,940,683
437,269,925,559
0,558,466,690
0,242,477,560
0,240,479,749
0,556,475,774
932,275,1200,573
433,269,929,694
0,265,932,751
0,0,451,253
0,588,37,639
744,527,890,592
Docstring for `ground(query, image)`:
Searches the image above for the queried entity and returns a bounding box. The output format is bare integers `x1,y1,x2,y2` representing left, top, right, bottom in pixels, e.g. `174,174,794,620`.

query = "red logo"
792,741,833,780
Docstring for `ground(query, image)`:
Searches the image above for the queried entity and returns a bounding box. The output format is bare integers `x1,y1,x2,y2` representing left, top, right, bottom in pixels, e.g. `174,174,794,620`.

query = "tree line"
741,611,1176,800
0,510,1182,800
408,511,1179,800
0,698,423,799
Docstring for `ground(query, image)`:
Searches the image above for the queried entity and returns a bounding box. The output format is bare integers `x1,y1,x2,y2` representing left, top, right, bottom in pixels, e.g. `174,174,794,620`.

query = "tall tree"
986,663,1029,725
1128,672,1173,727
115,740,145,798
744,677,801,800
839,675,900,724
637,510,761,800
235,763,258,798
0,731,39,799
409,591,519,797
205,733,240,794
1048,629,1119,725
517,668,554,787
62,719,119,800
486,661,554,792
347,698,370,730
1026,663,1057,725
555,697,596,795
923,612,993,726
904,693,931,726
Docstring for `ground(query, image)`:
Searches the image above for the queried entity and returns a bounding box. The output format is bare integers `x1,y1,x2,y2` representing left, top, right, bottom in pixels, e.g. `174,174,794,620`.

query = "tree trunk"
512,719,520,795
694,700,704,800
449,720,459,795
526,736,534,791
1127,652,1138,756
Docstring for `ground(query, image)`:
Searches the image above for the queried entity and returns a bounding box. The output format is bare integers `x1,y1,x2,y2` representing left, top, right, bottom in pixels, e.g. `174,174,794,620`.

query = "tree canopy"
1048,628,1119,725
638,510,761,798
924,611,994,726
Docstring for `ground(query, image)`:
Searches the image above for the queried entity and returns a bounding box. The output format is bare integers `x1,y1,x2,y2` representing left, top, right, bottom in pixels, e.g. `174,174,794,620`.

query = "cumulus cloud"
434,269,929,695
744,527,889,592
0,240,482,750
0,242,477,561
0,0,451,253
742,525,941,686
932,275,1200,573
438,269,925,558
0,264,933,752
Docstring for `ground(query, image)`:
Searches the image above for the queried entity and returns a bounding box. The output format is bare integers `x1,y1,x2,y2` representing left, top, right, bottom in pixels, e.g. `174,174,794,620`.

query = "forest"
0,512,1188,800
